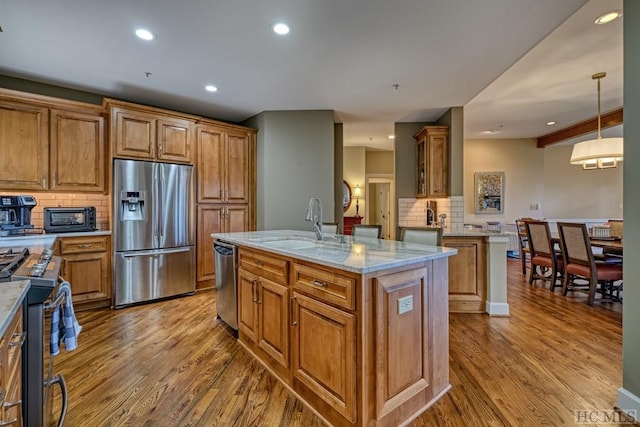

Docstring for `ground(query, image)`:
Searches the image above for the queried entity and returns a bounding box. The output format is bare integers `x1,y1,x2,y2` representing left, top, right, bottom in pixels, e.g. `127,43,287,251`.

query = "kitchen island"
212,230,456,427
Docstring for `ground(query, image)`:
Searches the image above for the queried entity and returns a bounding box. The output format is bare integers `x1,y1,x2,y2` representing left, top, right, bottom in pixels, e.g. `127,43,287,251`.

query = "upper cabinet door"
225,130,250,204
112,107,157,159
196,124,225,203
50,109,105,193
157,116,194,164
414,125,449,198
0,100,49,190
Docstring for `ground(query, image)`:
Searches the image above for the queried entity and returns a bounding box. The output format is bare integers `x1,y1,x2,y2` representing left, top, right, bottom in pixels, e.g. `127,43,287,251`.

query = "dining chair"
322,222,339,234
524,220,564,291
352,224,382,239
557,222,623,305
608,219,623,238
515,218,533,275
400,227,443,246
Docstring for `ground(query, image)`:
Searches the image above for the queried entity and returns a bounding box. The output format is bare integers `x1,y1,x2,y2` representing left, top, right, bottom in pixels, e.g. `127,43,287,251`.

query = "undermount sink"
260,239,321,250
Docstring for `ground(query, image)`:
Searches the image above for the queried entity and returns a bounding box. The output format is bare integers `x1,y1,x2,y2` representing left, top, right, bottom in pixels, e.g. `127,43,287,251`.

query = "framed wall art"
474,172,505,214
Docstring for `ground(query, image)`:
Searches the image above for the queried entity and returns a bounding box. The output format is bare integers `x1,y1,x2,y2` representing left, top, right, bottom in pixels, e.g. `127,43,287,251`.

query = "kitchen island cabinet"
0,280,29,427
213,230,456,427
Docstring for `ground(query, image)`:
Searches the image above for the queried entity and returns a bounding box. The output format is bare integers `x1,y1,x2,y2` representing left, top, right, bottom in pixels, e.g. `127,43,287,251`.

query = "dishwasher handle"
214,240,237,257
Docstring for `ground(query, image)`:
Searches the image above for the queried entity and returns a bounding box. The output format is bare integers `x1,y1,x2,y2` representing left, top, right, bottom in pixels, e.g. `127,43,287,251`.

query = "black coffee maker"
0,195,37,235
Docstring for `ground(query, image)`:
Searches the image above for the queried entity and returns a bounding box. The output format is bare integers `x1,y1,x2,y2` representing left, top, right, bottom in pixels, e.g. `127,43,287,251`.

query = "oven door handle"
45,374,67,427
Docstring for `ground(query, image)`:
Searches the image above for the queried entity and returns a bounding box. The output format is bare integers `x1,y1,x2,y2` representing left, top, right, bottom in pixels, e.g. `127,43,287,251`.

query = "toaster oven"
44,207,97,233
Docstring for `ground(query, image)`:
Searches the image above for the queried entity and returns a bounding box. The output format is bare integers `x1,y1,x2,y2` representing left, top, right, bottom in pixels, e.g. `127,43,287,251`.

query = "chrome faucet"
305,197,323,240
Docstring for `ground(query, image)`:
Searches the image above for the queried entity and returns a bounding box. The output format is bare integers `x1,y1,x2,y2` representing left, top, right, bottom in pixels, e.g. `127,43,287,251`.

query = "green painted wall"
243,110,335,231
394,122,431,198
622,0,640,407
0,74,103,104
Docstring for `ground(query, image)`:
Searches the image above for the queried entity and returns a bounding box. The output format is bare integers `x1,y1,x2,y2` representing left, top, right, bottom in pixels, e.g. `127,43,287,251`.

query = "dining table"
550,235,623,255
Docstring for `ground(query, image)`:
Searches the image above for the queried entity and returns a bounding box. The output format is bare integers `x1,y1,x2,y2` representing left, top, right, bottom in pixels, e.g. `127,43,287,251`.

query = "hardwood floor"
49,260,632,426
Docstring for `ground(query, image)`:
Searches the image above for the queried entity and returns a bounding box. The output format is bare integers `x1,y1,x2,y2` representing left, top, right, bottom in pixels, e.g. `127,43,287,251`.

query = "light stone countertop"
0,280,30,338
212,229,457,274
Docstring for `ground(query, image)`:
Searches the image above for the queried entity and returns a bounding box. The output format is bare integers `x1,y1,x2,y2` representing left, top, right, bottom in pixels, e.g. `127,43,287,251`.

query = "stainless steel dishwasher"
214,240,238,330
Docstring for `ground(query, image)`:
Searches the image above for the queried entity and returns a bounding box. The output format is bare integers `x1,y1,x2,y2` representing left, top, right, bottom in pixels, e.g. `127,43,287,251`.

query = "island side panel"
362,258,451,427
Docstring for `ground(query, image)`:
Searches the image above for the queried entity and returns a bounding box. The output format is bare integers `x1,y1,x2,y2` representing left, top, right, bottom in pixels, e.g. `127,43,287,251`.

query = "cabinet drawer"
58,236,109,254
239,248,289,286
293,263,356,310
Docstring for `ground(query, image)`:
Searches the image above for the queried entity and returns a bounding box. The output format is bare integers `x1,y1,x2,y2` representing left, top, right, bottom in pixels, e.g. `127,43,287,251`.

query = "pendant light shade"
570,72,623,169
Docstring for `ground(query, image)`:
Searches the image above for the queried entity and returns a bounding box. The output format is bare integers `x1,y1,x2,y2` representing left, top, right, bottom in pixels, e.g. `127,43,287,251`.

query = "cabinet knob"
9,331,26,349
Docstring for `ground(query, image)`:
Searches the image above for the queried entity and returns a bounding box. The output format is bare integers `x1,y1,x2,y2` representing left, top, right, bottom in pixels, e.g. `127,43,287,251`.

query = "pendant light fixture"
570,72,623,169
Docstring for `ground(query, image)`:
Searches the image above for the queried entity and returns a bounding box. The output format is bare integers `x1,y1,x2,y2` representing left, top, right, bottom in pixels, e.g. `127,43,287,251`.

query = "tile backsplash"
398,196,463,230
3,192,110,230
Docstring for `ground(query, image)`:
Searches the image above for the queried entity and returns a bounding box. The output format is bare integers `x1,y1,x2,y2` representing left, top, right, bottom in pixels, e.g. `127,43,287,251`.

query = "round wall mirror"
342,180,352,211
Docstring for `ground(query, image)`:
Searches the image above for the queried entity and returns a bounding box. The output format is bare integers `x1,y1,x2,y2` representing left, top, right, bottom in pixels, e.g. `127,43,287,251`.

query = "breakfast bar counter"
213,230,456,427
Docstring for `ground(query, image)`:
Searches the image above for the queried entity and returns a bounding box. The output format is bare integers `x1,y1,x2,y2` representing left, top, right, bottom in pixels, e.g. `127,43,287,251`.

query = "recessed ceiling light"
135,29,155,41
205,85,218,92
388,135,395,140
546,121,556,126
594,10,622,25
273,23,290,35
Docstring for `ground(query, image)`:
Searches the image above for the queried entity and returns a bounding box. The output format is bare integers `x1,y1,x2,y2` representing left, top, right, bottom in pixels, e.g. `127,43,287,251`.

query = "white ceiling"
1,0,618,151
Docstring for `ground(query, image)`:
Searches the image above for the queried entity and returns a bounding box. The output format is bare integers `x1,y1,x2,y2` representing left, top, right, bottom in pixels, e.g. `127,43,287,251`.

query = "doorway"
365,175,395,240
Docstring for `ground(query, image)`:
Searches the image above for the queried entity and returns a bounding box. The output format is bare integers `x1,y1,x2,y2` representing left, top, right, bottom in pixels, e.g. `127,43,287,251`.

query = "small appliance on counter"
44,206,96,233
0,195,37,235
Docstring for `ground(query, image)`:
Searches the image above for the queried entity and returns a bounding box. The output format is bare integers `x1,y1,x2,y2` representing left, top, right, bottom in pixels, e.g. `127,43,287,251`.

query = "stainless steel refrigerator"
113,159,195,308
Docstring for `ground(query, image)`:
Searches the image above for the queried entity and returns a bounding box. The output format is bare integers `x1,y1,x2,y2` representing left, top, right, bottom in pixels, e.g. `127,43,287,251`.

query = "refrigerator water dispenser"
121,191,145,220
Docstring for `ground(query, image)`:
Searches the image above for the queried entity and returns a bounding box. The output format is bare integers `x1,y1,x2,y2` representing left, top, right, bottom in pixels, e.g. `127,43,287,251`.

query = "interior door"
376,183,391,240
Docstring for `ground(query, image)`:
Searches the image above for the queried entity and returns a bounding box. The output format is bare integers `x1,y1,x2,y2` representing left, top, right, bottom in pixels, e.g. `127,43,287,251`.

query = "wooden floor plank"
48,260,635,426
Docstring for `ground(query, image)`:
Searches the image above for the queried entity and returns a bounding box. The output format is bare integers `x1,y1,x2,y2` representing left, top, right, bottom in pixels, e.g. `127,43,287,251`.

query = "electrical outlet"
398,295,413,315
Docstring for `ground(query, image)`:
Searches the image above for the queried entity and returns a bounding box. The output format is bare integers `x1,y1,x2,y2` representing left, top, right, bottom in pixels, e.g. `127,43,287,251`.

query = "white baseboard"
486,301,510,316
618,387,640,420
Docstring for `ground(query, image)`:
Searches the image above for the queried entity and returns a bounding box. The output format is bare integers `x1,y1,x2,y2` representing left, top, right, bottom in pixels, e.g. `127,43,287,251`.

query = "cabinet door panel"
226,205,249,233
197,125,225,203
444,237,487,313
197,205,223,282
292,292,356,422
427,133,448,197
50,109,105,192
157,117,194,163
112,107,156,159
238,269,259,343
62,251,110,303
258,278,289,368
0,100,49,190
226,131,250,204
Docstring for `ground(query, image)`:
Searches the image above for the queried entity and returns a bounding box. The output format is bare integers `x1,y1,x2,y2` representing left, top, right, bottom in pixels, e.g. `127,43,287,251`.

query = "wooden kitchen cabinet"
56,235,112,310
196,123,251,204
0,305,24,427
0,90,107,193
109,102,195,164
414,125,449,198
238,251,290,373
291,291,356,422
0,98,49,191
50,108,105,192
196,205,249,286
195,121,255,289
443,236,487,313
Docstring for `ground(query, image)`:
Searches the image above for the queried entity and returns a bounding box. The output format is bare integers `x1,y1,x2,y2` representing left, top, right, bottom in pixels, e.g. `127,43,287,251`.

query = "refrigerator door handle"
157,169,165,237
122,247,191,257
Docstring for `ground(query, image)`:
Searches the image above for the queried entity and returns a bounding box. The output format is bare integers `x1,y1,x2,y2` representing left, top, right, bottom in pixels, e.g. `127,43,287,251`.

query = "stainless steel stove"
0,247,67,426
